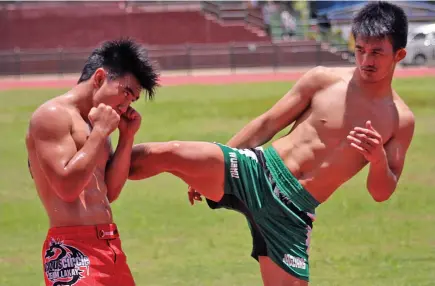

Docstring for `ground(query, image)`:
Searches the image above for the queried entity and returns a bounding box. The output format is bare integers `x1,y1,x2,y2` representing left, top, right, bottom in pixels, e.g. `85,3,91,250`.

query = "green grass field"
0,77,434,286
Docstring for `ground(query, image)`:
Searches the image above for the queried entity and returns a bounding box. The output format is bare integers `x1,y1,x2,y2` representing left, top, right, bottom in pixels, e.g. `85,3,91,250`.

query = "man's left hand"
119,107,141,137
347,120,386,163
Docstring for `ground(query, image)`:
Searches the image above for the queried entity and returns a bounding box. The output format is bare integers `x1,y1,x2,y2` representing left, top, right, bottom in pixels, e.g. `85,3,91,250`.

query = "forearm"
367,154,397,202
105,134,134,202
58,130,107,201
227,117,272,148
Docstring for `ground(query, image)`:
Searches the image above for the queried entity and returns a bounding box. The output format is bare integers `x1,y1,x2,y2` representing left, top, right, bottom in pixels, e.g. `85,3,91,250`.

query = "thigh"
111,239,136,286
113,264,135,286
259,256,308,286
164,141,225,202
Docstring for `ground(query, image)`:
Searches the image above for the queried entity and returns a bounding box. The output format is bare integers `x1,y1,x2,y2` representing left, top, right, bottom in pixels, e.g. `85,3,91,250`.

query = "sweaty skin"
26,73,142,228
129,37,415,285
224,66,413,286
264,67,411,203
27,101,113,227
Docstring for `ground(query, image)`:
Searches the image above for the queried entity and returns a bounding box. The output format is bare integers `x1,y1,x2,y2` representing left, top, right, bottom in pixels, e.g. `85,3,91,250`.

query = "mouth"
362,68,376,73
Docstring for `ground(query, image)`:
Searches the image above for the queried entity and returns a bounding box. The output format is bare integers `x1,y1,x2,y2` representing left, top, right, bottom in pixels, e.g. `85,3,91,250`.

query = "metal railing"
0,41,351,77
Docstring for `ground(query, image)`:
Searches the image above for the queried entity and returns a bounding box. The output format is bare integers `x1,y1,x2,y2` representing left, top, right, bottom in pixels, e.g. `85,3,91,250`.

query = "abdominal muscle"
271,122,367,203
35,166,114,228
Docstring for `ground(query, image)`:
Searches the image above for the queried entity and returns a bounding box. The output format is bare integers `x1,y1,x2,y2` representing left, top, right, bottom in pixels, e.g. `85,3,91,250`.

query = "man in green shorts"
129,2,415,285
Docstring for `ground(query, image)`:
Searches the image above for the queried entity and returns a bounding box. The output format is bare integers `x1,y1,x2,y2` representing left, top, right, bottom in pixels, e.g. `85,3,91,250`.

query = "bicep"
31,109,77,181
263,87,311,127
34,134,77,179
262,67,327,132
384,114,415,179
384,139,406,180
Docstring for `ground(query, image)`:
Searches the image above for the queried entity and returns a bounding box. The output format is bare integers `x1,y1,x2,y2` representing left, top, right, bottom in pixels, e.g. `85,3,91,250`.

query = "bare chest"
309,85,398,145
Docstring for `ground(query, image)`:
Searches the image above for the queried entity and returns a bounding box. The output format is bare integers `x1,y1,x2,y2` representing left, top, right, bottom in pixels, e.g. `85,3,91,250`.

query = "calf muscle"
130,141,225,201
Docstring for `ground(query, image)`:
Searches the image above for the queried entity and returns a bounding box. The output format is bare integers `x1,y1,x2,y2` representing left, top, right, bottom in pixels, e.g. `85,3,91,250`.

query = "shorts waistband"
47,223,119,240
264,146,320,213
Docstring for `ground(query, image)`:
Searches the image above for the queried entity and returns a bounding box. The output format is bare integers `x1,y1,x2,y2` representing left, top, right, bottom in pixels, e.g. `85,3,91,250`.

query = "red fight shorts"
42,223,135,286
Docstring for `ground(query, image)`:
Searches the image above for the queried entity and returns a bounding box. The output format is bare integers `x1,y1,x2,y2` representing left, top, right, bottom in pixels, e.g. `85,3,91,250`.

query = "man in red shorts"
25,39,158,285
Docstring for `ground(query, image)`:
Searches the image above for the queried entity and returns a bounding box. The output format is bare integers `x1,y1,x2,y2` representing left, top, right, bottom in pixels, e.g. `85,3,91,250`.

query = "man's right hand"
88,103,120,136
188,186,203,205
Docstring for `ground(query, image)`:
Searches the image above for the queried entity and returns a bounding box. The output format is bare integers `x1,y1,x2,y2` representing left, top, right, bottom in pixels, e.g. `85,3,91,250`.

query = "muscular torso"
26,99,113,227
272,71,401,203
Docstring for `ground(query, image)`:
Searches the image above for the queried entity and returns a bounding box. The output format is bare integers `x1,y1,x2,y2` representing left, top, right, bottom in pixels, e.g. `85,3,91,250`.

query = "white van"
402,23,435,66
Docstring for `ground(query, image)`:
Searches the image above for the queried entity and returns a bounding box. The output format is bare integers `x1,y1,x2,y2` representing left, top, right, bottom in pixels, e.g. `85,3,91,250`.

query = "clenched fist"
118,106,141,137
88,103,120,137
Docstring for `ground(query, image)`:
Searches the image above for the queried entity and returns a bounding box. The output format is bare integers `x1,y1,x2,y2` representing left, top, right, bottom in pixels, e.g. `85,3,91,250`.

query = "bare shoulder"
29,100,73,138
302,66,344,81
295,66,345,94
304,66,351,87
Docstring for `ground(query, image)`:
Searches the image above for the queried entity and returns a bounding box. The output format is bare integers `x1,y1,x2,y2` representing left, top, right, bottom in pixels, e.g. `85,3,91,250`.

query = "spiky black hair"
352,1,408,51
78,38,159,99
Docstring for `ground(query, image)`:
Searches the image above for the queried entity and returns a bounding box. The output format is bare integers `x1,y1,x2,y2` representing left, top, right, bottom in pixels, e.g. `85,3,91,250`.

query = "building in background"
1,1,433,76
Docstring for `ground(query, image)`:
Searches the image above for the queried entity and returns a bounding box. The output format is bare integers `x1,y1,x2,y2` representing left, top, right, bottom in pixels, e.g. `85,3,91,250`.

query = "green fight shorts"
206,143,320,281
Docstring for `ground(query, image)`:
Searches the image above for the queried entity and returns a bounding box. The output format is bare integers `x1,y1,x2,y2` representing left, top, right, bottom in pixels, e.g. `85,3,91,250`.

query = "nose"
361,53,375,66
118,106,128,114
124,96,133,106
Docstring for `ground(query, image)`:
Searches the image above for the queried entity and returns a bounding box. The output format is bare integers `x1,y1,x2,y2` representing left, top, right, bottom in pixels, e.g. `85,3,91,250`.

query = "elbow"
107,192,119,204
371,194,390,203
52,175,82,203
60,195,79,203
368,187,395,203
56,187,80,203
367,177,397,203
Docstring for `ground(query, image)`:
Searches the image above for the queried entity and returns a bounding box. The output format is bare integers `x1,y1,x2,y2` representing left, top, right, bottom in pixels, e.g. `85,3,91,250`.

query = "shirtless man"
26,39,158,285
129,2,415,285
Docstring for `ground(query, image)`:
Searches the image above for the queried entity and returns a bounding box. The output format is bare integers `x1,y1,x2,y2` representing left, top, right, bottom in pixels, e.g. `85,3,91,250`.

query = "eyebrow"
355,45,384,52
124,86,140,101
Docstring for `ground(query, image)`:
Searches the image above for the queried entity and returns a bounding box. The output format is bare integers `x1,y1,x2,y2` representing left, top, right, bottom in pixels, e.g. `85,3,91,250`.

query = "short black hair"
78,38,159,99
352,1,408,51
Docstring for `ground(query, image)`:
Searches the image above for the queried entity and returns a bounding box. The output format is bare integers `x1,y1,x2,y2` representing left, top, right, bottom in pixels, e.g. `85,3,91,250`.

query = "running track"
0,67,434,91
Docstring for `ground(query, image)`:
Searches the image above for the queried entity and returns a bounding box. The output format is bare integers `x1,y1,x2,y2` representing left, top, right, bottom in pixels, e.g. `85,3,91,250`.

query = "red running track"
0,67,434,91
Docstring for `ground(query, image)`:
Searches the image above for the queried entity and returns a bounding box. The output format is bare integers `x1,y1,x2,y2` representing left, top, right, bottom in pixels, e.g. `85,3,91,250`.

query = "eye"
123,90,129,97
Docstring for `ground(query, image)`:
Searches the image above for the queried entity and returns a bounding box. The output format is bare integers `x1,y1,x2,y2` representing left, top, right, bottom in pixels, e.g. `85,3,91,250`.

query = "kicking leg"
259,256,308,286
129,141,225,202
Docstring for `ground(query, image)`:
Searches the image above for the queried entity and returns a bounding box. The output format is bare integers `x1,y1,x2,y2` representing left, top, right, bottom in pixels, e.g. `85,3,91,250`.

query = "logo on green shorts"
283,254,306,270
229,152,239,179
